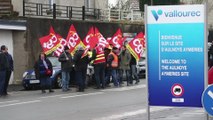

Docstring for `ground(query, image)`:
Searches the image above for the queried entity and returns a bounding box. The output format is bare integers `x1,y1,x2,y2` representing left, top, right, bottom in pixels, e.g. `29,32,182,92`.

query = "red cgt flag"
39,26,61,55
109,28,123,49
95,27,111,49
126,32,145,61
81,26,98,58
83,26,95,47
53,34,68,57
66,24,85,55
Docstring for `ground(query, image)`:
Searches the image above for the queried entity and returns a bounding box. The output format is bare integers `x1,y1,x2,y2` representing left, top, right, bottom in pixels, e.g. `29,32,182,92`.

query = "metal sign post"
144,4,150,120
204,1,209,120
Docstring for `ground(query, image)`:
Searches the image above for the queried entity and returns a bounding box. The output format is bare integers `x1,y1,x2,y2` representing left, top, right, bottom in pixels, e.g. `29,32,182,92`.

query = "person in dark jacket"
0,46,9,96
34,52,54,93
58,46,73,92
1,45,13,96
130,55,139,84
73,46,90,92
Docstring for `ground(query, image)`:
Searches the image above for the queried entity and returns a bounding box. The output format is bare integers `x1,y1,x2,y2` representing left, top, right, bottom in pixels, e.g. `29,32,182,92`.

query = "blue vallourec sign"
146,5,206,107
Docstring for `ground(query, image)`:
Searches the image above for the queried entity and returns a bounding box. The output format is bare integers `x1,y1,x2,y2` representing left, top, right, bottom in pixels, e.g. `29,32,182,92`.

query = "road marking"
61,92,104,99
0,100,19,104
101,84,146,92
40,93,74,99
0,100,41,108
92,107,173,120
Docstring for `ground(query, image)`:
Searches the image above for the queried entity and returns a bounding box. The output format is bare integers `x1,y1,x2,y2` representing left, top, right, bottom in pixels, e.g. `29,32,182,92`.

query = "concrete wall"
26,18,144,70
13,31,27,84
95,0,108,9
11,0,23,16
0,30,27,84
57,0,84,6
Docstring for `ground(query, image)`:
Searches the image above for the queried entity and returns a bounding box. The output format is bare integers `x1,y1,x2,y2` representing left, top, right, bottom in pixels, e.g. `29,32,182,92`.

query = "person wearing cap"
130,54,140,84
105,46,119,87
58,46,73,92
1,45,13,95
0,45,9,96
73,45,90,92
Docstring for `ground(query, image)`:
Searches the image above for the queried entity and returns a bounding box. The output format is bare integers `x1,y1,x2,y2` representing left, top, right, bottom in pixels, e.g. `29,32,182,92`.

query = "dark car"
22,57,62,90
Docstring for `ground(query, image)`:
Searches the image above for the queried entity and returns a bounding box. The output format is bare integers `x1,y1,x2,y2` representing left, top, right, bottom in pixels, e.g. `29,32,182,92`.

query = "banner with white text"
146,5,206,107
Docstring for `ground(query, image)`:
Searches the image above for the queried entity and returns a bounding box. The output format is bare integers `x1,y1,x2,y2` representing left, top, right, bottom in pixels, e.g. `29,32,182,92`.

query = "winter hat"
1,45,6,50
77,45,84,50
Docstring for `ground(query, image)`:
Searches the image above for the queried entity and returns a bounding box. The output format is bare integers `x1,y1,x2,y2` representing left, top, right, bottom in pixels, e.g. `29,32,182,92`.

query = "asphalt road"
0,79,212,120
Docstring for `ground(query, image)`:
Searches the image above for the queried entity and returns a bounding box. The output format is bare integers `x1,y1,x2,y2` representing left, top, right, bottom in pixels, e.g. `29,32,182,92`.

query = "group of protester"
0,45,14,97
34,42,140,93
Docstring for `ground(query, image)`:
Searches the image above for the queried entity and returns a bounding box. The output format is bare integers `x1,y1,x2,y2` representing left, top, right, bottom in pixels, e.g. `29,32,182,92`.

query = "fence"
23,1,144,22
99,9,144,22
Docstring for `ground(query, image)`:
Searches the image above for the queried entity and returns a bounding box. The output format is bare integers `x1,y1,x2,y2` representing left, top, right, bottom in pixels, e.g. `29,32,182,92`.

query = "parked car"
22,57,96,90
22,57,62,90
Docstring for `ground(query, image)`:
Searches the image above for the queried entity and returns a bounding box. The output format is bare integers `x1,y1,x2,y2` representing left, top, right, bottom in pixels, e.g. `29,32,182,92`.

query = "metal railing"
23,2,100,20
99,9,144,22
23,1,144,22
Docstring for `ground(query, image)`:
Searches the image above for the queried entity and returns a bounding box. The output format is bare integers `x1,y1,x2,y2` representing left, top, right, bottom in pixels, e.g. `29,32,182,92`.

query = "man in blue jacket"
1,45,13,96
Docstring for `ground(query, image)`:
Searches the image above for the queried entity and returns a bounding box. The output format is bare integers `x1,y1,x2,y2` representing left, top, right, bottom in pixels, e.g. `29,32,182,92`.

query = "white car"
137,52,146,78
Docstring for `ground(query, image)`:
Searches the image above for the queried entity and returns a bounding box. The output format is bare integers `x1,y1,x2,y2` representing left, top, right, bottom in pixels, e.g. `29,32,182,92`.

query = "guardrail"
23,1,144,22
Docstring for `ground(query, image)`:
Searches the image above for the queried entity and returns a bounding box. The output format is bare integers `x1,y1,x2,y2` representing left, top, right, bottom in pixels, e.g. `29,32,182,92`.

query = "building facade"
12,0,108,16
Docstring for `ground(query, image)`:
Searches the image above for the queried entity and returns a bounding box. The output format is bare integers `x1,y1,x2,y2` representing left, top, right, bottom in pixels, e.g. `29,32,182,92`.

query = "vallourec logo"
151,9,201,21
151,10,163,21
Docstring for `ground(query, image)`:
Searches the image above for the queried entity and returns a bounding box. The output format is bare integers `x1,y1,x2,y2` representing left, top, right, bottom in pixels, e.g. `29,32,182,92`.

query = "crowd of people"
0,45,14,97
33,43,141,93
1,43,141,95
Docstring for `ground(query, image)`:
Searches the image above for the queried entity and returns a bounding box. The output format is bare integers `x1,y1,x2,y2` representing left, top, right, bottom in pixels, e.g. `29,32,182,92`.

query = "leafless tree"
190,0,213,13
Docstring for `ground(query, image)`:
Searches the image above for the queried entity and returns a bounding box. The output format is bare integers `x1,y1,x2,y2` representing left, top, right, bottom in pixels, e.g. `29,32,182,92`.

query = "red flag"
110,28,123,49
141,34,146,48
53,34,67,57
66,24,84,55
81,36,99,58
208,67,213,85
95,27,111,49
83,26,94,47
126,32,145,61
81,26,98,58
119,36,127,47
81,26,96,58
39,26,61,55
49,26,55,35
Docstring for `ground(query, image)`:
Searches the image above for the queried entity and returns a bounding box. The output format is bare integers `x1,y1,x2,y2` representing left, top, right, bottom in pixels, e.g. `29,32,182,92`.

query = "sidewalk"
7,84,24,92
124,107,213,120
